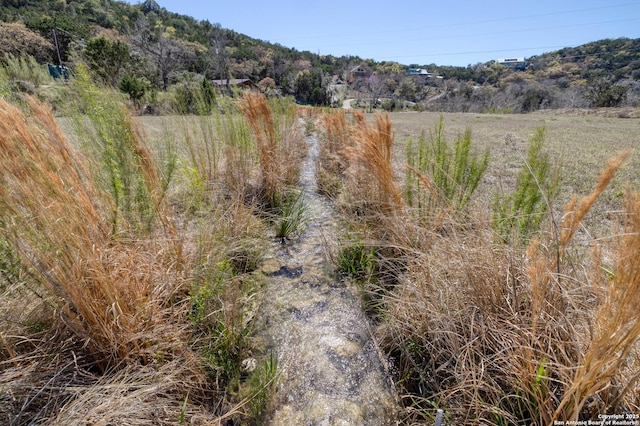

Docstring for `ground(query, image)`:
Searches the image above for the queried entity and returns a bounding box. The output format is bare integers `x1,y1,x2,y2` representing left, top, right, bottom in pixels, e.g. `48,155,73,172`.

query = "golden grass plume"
0,97,188,370
344,111,402,214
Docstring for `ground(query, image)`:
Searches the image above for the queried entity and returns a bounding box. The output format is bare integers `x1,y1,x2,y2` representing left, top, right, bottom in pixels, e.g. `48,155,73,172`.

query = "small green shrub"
246,352,278,424
189,261,230,326
119,74,148,109
405,114,489,219
191,260,255,385
493,127,559,244
273,189,306,241
172,77,217,115
337,241,377,280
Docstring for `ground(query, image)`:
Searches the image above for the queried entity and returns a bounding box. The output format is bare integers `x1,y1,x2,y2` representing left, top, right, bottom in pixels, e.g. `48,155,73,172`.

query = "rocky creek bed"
252,134,399,425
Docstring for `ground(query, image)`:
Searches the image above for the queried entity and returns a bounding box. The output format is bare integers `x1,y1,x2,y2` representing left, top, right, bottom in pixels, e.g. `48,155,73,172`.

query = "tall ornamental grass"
0,96,189,370
344,111,403,215
317,109,351,197
238,91,305,206
0,92,272,423
375,150,639,424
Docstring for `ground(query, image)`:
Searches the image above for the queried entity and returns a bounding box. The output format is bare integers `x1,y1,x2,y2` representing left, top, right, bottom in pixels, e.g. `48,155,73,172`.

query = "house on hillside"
496,57,527,70
211,78,260,93
349,65,370,83
407,68,432,77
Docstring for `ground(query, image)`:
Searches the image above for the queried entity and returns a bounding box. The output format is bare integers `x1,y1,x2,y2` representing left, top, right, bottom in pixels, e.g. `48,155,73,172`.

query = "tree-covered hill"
1,0,638,112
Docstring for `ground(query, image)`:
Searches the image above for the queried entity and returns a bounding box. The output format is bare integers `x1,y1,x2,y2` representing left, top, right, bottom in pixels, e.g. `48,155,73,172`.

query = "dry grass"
238,92,305,204
554,186,640,420
374,175,640,423
0,97,186,370
344,111,403,214
317,109,351,197
0,95,267,424
319,110,640,423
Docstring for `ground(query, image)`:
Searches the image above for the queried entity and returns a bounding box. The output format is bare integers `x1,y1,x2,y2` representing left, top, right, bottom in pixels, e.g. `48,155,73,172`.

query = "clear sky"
126,0,640,67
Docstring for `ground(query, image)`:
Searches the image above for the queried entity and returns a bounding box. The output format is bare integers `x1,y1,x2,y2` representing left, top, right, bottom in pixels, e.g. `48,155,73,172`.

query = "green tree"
25,14,90,63
395,77,417,102
294,69,328,105
85,36,130,86
119,74,147,109
585,75,629,107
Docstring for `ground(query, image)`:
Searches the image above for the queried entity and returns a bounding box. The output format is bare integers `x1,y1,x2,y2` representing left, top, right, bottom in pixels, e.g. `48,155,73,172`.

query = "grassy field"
389,111,640,230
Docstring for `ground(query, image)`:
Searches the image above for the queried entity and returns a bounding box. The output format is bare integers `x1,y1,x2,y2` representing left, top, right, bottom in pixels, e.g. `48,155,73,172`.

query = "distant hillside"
1,0,638,112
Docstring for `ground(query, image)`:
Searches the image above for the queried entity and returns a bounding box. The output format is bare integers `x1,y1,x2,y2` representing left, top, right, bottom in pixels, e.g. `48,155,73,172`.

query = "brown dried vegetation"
318,110,640,424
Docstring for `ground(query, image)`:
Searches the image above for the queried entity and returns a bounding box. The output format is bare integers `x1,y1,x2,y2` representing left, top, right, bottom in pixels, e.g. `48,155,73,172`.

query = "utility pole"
52,28,63,65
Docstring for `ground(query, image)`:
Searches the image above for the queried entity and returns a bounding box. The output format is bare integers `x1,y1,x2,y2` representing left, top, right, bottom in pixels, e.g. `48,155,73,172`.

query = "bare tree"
130,15,188,90
363,74,387,112
207,23,232,94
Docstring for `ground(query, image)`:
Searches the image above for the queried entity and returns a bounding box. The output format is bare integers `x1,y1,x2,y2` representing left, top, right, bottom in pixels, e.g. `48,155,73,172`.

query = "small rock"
261,258,282,275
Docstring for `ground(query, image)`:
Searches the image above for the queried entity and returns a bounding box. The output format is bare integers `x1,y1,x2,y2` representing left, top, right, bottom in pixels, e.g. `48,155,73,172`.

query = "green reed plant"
405,114,489,219
186,199,265,392
493,127,559,244
246,352,279,424
200,282,254,386
0,53,52,88
273,189,306,241
177,113,223,211
72,63,176,235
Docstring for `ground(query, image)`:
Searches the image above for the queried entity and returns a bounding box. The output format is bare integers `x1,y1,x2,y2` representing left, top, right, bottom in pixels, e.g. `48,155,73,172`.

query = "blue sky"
126,0,640,67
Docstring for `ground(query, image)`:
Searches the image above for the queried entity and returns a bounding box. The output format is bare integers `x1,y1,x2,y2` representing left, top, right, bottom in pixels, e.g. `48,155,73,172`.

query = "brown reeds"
372,146,638,423
317,109,351,196
238,92,305,204
0,97,188,371
238,91,279,201
345,111,403,214
554,187,640,420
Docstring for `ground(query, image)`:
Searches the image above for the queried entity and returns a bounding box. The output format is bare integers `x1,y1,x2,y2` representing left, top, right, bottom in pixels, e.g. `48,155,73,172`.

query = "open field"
388,110,640,234
131,110,640,220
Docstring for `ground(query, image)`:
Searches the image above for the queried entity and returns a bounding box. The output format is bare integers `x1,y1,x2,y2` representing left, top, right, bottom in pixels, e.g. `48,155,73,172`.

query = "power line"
329,17,640,56
271,1,640,43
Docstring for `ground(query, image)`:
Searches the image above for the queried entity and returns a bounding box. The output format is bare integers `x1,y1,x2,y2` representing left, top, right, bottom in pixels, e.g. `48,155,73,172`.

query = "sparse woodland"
0,0,639,113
